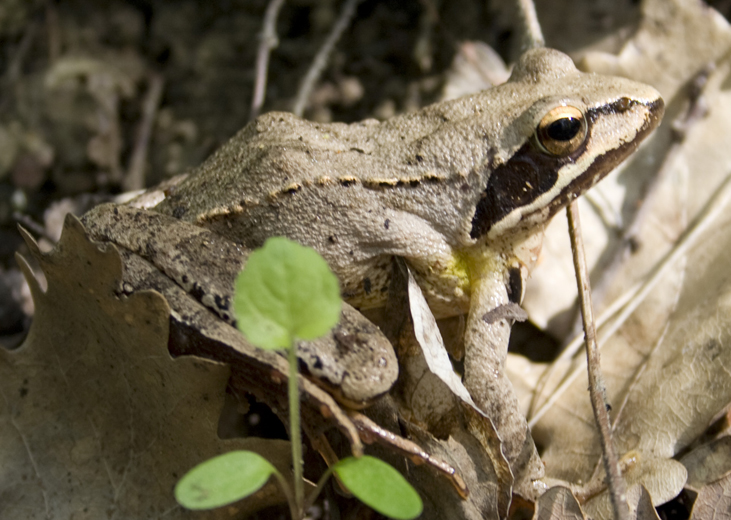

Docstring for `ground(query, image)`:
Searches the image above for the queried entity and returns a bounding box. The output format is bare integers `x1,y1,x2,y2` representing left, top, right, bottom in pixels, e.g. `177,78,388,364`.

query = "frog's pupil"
547,117,581,141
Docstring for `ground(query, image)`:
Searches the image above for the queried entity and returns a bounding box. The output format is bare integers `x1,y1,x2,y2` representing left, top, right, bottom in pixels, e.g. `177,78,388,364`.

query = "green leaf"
175,451,276,510
234,237,342,350
334,456,423,519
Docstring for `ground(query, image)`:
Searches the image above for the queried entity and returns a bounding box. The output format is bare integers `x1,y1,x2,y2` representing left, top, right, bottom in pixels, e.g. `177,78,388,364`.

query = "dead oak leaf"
0,216,281,519
689,471,731,520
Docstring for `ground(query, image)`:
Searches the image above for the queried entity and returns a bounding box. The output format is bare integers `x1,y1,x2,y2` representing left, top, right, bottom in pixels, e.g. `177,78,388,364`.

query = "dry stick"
123,73,164,192
530,169,731,427
12,212,55,244
250,0,286,120
413,0,438,72
292,0,361,117
567,202,628,520
45,0,60,63
514,0,545,49
6,21,36,84
0,21,36,115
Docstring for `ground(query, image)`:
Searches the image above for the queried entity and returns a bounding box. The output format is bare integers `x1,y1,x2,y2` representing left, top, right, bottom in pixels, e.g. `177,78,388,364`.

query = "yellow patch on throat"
443,250,472,295
455,242,507,289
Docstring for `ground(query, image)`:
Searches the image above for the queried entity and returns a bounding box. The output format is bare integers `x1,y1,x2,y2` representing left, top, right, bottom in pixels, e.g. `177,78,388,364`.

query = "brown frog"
82,48,664,478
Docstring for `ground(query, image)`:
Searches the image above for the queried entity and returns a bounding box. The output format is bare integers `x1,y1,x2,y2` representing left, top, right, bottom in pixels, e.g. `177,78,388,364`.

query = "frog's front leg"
462,240,544,483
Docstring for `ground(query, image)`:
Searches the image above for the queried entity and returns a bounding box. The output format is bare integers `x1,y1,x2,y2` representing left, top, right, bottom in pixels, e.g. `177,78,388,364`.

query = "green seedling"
175,237,422,519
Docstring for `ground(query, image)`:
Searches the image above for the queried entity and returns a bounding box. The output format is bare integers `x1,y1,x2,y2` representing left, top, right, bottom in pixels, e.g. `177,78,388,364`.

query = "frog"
81,47,664,481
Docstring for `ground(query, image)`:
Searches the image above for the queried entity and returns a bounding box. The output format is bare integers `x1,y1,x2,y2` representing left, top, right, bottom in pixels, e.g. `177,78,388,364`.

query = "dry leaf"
681,436,731,491
535,202,731,482
442,42,510,101
532,487,585,520
689,472,731,520
1,216,290,518
582,457,686,520
627,485,661,520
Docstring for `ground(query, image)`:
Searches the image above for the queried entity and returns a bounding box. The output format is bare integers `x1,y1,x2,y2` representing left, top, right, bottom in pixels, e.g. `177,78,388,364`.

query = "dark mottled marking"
172,206,187,219
214,294,230,311
328,235,336,244
706,338,722,361
384,219,390,229
363,277,372,294
339,179,357,187
189,284,205,302
507,267,522,304
482,303,528,324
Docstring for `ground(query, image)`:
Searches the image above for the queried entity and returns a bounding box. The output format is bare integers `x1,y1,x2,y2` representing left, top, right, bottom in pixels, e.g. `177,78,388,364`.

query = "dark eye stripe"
469,97,663,240
469,141,568,239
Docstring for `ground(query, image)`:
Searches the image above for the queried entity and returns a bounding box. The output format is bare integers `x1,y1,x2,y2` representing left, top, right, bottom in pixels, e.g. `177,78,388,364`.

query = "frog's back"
151,48,664,317
155,113,379,219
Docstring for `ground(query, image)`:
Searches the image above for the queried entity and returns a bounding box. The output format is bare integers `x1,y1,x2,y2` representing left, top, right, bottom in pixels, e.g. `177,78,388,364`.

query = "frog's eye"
535,105,587,156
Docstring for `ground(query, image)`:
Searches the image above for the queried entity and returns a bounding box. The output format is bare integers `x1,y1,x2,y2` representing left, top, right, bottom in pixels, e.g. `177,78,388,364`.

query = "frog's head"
468,48,665,242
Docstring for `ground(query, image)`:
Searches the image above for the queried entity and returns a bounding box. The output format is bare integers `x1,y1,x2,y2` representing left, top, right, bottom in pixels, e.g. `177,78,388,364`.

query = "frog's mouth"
470,96,665,240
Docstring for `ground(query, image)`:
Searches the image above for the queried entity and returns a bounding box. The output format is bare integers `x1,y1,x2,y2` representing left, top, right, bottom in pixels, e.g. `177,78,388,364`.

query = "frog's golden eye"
535,105,587,156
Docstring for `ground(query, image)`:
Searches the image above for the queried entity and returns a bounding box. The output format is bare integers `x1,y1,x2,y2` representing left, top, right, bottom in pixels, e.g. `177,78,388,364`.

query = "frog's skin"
85,48,664,479
80,205,399,410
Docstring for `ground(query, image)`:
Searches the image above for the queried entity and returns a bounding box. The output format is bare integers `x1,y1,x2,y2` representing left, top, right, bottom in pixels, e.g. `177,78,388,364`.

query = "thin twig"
250,0,286,120
123,73,164,192
567,201,628,520
13,212,55,244
6,21,37,84
530,170,731,426
292,0,362,117
414,0,438,72
0,20,37,115
514,0,545,49
45,0,60,62
288,344,304,516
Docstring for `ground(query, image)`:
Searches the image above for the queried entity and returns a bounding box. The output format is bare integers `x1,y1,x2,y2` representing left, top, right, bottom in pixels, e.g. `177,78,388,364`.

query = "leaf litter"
5,0,731,518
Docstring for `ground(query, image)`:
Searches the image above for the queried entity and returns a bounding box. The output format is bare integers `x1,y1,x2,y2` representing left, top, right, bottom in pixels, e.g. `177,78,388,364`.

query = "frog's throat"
452,245,508,295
